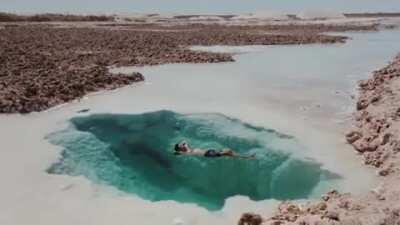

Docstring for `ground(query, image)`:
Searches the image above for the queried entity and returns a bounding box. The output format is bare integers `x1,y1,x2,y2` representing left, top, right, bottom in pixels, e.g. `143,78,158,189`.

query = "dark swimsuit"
204,149,223,158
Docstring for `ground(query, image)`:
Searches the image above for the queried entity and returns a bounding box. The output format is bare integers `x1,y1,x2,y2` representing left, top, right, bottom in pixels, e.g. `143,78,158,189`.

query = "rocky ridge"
1,24,370,114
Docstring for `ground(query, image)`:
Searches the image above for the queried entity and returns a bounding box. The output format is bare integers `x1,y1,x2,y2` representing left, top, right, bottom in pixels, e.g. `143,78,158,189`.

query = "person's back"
173,141,255,159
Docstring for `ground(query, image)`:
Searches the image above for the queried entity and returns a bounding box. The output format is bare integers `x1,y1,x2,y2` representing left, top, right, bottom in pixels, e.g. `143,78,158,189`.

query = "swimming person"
173,141,255,159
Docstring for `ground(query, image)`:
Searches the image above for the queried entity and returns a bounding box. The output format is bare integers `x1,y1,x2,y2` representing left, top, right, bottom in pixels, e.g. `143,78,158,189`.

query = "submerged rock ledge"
0,22,374,114
244,55,400,225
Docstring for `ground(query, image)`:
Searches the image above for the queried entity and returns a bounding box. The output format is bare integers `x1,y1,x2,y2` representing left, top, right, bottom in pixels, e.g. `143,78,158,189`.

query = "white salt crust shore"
0,88,374,225
3,28,400,225
0,77,372,225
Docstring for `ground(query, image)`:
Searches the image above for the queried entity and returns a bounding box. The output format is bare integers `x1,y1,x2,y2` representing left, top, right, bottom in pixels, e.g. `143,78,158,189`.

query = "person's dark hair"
174,143,182,155
174,143,180,151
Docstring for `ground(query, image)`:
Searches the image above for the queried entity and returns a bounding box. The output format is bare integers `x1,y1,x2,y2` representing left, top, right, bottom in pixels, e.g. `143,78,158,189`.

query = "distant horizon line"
3,10,400,16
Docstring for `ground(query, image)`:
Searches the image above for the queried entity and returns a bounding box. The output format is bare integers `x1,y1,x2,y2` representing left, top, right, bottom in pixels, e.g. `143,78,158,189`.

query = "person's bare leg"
222,149,256,159
221,149,235,157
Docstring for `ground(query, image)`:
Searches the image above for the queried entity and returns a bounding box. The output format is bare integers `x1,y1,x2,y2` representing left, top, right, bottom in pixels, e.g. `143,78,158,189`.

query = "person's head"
174,141,189,154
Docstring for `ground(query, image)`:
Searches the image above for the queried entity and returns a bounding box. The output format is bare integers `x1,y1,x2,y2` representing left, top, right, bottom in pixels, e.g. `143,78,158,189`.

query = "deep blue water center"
47,110,338,210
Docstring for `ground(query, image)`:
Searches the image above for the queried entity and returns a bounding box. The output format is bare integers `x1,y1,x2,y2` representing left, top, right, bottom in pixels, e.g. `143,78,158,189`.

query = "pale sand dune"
297,10,346,20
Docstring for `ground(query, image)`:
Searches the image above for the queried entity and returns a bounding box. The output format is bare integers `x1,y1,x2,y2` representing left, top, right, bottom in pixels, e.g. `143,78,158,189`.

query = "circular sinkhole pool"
47,110,340,210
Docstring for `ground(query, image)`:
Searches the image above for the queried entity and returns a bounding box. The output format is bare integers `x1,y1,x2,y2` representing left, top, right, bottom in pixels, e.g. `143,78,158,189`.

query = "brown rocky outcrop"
1,23,368,114
348,55,400,169
239,55,400,225
238,213,264,225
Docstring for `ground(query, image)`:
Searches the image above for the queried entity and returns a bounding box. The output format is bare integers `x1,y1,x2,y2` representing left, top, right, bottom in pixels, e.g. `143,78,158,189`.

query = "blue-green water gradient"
47,110,339,210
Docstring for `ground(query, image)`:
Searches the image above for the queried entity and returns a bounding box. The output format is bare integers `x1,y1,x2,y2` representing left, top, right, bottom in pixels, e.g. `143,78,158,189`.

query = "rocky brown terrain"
0,26,233,114
1,23,376,114
0,12,114,22
96,23,378,33
239,55,400,225
348,55,400,171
